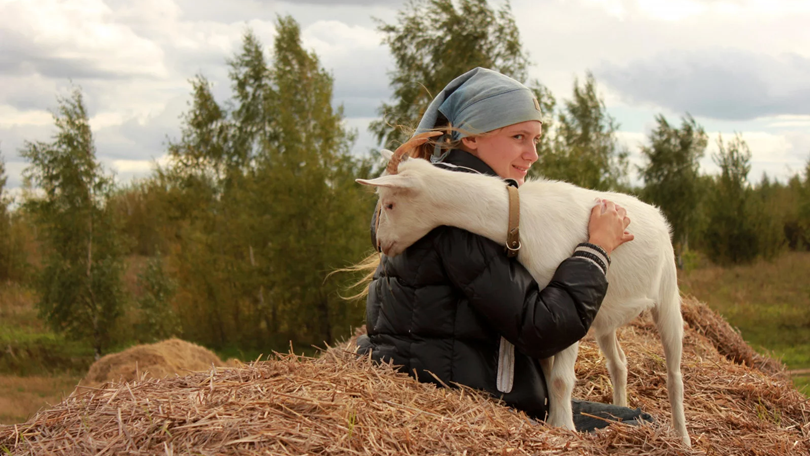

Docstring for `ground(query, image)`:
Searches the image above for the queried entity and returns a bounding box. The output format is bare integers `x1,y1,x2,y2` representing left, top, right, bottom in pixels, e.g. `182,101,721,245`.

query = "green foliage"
536,73,628,190
797,158,810,248
0,154,15,280
135,254,180,343
639,114,707,254
370,0,532,148
160,20,374,351
255,17,373,346
370,0,622,189
0,154,29,282
679,251,810,373
20,88,126,357
703,134,784,265
108,182,169,257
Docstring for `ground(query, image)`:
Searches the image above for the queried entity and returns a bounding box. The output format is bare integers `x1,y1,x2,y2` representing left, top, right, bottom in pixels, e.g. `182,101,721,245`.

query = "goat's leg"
546,342,578,431
652,300,690,447
595,329,628,407
539,355,554,407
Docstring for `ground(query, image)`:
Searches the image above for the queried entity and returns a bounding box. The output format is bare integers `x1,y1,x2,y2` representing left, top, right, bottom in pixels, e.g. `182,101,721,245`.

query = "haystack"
81,338,231,387
1,296,808,455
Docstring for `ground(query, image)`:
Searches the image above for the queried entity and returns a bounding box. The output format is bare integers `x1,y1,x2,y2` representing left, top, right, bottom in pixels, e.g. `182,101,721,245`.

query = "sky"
1,0,808,193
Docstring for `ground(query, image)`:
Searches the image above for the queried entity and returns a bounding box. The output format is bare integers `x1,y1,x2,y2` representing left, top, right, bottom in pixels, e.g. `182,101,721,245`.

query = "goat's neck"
431,176,511,245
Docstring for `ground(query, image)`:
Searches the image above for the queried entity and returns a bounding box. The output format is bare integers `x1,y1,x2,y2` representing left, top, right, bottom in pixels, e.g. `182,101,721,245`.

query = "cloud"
697,130,810,181
302,20,392,117
92,94,189,161
0,0,168,81
280,0,403,5
596,49,810,121
3,0,808,191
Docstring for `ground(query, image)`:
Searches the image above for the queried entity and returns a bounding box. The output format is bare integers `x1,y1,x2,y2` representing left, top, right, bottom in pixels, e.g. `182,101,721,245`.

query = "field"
0,283,90,424
1,251,808,425
679,251,810,394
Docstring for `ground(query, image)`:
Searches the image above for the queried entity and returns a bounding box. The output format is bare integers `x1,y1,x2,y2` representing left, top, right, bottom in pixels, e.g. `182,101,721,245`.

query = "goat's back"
517,177,674,306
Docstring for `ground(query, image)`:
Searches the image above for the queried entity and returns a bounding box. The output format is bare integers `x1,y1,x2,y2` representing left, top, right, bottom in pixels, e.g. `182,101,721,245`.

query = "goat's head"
357,133,446,257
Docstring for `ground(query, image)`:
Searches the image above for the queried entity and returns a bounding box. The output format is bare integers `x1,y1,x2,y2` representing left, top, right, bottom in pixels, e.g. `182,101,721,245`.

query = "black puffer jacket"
357,150,608,420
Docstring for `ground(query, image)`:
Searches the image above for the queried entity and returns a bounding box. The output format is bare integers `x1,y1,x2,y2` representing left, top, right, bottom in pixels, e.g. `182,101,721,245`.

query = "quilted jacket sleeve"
435,227,608,359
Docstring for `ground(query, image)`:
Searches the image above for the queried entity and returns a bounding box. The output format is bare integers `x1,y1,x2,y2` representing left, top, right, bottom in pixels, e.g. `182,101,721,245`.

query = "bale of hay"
681,296,786,377
80,338,231,387
1,297,808,455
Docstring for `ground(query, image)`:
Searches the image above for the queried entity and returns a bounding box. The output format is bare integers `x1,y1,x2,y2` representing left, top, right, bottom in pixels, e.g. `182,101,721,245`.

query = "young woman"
356,67,651,430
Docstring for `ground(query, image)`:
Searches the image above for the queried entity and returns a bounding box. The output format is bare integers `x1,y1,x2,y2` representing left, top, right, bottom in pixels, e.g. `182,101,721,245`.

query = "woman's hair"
409,115,501,161
329,251,383,301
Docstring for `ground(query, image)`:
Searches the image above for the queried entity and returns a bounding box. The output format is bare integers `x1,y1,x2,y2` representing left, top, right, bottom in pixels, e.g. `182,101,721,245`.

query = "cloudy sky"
1,0,808,192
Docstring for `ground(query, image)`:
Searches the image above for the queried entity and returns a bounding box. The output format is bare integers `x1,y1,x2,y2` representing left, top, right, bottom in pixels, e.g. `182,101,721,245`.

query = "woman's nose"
523,144,539,163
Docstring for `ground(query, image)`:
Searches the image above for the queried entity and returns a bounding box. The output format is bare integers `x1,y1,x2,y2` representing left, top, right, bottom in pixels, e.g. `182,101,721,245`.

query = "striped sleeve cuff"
572,243,610,275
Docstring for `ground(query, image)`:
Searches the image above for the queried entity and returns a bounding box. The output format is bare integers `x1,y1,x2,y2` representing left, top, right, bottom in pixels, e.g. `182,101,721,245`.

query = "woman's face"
461,120,541,185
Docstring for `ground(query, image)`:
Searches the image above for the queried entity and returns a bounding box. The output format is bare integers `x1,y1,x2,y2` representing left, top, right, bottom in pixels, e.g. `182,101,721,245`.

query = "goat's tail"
652,254,690,445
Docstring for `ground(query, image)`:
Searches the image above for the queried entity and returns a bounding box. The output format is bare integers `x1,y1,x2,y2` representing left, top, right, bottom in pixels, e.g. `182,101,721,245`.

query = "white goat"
358,151,690,446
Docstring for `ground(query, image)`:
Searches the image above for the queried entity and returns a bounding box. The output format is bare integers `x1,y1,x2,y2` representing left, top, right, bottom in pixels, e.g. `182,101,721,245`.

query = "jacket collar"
436,149,519,188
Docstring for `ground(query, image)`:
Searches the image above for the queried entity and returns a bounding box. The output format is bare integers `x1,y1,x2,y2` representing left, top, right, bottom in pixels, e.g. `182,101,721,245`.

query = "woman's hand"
587,199,634,256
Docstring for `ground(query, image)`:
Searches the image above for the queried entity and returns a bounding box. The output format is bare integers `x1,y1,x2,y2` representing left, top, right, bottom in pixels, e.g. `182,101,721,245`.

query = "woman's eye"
514,134,524,140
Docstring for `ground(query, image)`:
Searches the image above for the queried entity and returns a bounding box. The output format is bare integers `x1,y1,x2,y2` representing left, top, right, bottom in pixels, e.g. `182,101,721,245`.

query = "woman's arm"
435,227,607,359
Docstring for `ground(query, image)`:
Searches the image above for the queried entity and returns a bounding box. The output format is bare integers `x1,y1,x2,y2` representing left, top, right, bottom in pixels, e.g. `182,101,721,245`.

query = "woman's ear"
461,136,479,151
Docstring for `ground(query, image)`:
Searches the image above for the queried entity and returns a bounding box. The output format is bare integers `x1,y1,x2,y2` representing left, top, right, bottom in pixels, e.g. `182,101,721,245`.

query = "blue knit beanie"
414,67,543,161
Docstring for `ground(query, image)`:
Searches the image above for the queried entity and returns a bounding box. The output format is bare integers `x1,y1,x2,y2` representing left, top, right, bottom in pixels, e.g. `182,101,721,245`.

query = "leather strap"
505,185,520,257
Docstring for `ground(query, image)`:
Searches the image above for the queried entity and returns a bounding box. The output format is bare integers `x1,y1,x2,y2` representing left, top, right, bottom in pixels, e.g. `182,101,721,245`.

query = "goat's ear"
380,149,394,161
356,174,415,189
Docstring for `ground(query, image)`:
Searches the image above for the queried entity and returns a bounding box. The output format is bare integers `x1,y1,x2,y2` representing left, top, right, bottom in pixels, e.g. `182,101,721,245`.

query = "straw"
1,296,807,455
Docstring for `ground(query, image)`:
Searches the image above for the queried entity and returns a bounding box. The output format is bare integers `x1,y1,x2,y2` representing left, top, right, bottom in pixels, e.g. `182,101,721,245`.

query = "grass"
0,282,92,425
679,250,810,395
1,251,808,425
0,374,82,425
0,282,94,377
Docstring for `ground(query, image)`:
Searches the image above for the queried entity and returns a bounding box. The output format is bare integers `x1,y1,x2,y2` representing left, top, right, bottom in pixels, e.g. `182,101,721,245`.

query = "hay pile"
81,338,231,387
1,296,808,455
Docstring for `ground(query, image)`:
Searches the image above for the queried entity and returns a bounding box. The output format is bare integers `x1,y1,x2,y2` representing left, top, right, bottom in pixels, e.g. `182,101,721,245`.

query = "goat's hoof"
548,415,575,431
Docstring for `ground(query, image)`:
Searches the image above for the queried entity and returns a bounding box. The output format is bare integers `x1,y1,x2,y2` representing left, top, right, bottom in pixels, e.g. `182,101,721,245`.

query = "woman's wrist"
586,238,613,256
574,242,611,275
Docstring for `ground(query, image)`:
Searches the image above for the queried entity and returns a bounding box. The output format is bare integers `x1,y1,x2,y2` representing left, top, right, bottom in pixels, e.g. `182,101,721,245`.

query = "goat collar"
505,185,521,257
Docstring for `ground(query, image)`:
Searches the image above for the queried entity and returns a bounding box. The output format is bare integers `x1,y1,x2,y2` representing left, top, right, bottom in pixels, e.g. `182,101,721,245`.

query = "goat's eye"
385,203,394,210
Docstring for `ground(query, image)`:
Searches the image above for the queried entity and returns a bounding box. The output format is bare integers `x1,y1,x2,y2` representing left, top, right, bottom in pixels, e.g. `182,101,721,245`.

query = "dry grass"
81,338,233,388
0,375,82,425
1,296,808,455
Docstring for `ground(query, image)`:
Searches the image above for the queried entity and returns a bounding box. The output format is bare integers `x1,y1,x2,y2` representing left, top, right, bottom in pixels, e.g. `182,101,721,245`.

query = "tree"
161,20,374,350
135,253,180,343
703,134,783,264
0,152,34,283
639,114,708,257
254,16,372,346
370,0,533,148
795,157,810,249
537,73,628,190
0,152,9,279
21,89,125,357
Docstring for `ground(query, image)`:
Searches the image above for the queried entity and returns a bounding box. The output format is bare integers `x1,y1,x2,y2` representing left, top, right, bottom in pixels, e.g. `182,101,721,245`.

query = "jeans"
571,399,655,432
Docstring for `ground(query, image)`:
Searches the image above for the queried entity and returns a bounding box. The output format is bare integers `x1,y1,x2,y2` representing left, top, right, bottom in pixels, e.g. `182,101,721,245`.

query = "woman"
356,67,651,431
